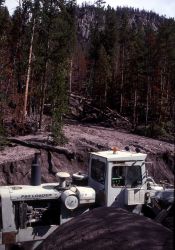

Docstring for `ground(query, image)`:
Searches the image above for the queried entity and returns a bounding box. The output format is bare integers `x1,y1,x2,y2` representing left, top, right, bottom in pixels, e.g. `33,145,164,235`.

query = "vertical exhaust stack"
31,152,41,186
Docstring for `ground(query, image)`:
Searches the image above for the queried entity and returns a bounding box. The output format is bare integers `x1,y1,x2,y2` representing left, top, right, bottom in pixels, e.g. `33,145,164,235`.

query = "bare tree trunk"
39,61,48,129
159,65,166,123
38,0,53,129
133,89,137,129
120,45,125,114
69,59,73,93
19,0,21,8
165,76,169,117
104,81,107,106
145,78,150,127
12,0,23,123
23,18,36,121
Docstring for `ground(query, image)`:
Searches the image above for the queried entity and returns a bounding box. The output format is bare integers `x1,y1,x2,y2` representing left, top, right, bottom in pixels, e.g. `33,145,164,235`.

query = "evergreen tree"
118,11,130,114
0,2,10,141
93,45,111,108
152,19,175,136
103,6,119,108
49,0,76,144
32,0,76,143
0,2,175,141
128,27,145,128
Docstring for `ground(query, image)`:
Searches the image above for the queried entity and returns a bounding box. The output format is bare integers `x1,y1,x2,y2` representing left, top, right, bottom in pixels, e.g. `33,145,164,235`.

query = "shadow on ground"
37,207,173,250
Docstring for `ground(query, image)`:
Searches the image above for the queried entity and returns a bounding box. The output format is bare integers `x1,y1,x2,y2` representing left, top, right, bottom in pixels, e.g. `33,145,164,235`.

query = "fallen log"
106,107,132,125
8,138,75,160
68,94,133,130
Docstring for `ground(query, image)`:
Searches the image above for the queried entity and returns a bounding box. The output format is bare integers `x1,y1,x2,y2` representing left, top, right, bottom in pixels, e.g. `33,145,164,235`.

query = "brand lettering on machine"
21,194,52,199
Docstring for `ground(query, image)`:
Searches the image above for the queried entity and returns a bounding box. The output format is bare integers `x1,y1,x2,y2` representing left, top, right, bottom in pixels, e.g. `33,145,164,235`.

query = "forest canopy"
0,0,175,144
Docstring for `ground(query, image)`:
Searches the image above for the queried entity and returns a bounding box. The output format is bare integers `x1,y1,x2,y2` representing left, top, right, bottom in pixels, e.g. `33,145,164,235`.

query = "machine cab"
88,149,147,207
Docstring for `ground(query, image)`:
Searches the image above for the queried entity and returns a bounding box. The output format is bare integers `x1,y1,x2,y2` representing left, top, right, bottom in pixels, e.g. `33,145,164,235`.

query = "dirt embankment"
0,124,174,185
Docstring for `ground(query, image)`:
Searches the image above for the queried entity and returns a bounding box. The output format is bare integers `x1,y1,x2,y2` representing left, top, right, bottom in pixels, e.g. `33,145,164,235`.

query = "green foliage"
93,45,111,107
32,0,76,144
51,63,69,145
134,122,174,142
0,2,175,143
9,0,76,142
95,0,106,8
49,1,75,145
0,0,4,6
0,119,7,149
104,6,118,57
87,5,175,140
0,122,4,136
164,121,175,135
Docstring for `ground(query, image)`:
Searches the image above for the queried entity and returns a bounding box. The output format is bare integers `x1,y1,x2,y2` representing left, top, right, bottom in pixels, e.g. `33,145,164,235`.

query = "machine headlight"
145,192,150,200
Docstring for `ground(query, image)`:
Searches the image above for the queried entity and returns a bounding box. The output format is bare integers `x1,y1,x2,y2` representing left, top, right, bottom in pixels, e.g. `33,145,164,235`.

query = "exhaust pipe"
31,152,41,186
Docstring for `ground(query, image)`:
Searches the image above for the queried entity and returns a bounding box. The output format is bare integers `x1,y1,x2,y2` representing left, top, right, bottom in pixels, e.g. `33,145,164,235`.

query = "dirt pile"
0,123,174,185
63,124,174,184
37,207,173,250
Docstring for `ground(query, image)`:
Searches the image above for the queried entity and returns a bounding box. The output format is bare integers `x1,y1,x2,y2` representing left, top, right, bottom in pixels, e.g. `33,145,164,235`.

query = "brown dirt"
0,123,174,185
37,207,173,250
0,124,174,250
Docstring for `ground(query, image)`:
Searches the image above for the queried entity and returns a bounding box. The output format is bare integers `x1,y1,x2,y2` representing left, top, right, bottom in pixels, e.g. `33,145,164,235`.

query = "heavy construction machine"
0,148,174,249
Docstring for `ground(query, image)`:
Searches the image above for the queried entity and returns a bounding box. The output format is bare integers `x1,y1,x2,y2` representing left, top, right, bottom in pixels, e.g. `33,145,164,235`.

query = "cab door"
88,156,107,206
106,163,126,207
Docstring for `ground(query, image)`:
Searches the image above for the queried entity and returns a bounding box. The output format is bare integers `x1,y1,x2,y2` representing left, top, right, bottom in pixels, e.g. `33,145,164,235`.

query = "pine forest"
0,0,175,144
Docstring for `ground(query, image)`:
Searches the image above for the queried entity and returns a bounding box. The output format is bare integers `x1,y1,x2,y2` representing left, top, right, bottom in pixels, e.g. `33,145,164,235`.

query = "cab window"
126,165,142,187
112,166,125,187
91,159,106,184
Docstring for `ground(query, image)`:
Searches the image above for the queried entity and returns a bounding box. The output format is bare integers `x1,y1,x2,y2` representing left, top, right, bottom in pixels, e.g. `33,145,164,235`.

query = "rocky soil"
0,123,174,186
0,123,174,250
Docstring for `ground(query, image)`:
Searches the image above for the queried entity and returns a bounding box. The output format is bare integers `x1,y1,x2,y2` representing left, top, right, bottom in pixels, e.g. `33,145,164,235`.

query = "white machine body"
0,148,173,250
0,181,95,248
88,150,149,207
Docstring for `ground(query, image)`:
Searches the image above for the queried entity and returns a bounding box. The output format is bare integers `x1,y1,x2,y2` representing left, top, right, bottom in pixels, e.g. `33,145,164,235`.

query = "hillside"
71,5,175,139
0,3,174,250
0,2,175,144
0,123,174,185
0,122,174,250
